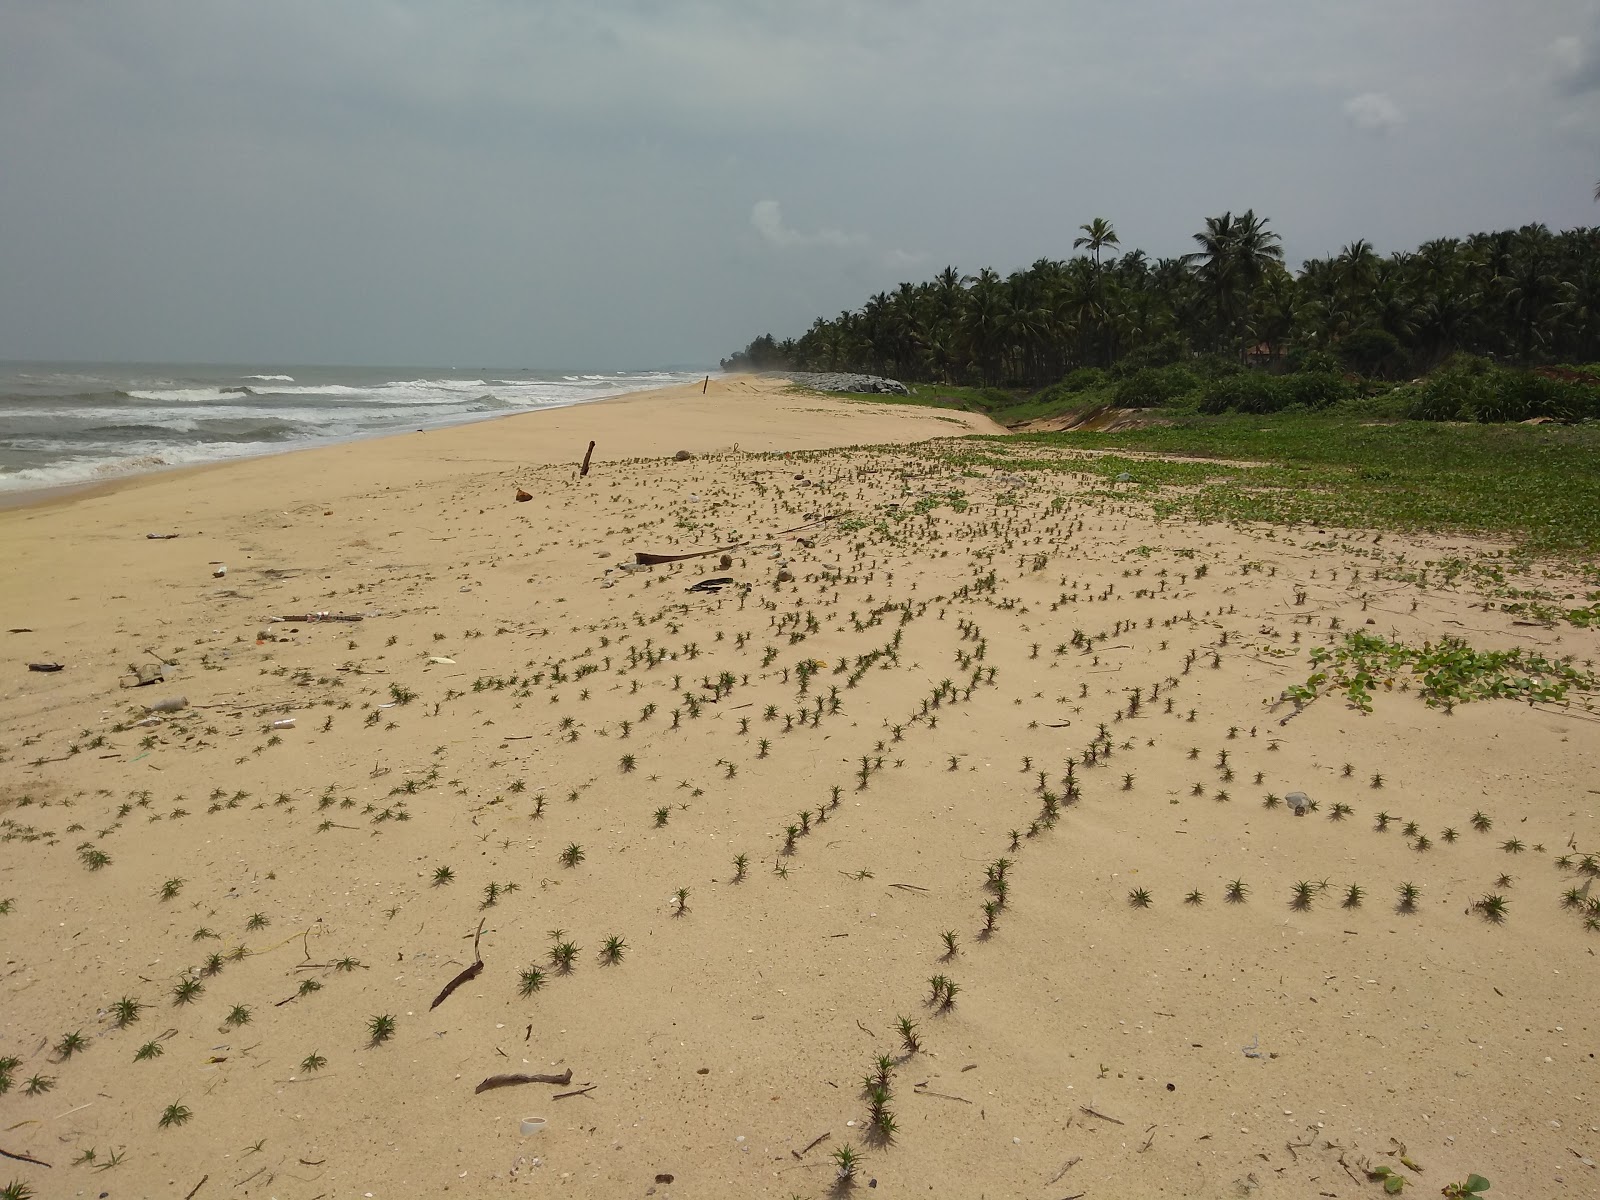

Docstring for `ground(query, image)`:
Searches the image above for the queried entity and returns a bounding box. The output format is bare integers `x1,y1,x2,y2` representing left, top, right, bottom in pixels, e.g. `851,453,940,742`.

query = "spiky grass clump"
832,1144,859,1183
897,1015,920,1053
550,941,579,972
1128,887,1152,908
157,1101,191,1128
518,966,546,996
78,846,111,871
1397,881,1421,912
1225,878,1248,902
1475,894,1509,924
432,865,454,886
300,1052,327,1072
366,1013,397,1044
732,852,749,881
172,977,204,1005
157,877,184,900
54,1030,87,1059
107,999,143,1035
600,935,626,965
560,843,585,867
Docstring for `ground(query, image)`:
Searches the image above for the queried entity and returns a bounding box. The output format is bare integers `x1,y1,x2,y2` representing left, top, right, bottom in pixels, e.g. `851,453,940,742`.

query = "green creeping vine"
1293,631,1595,713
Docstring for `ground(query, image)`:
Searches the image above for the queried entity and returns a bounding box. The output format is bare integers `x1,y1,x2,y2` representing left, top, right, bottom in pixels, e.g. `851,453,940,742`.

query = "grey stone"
784,371,911,396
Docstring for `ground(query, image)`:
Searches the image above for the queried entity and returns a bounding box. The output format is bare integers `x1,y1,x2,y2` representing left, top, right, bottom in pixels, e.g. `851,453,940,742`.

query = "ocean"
0,362,705,492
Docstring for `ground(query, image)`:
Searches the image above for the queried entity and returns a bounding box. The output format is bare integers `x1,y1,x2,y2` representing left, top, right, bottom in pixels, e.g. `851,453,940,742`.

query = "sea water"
0,362,705,492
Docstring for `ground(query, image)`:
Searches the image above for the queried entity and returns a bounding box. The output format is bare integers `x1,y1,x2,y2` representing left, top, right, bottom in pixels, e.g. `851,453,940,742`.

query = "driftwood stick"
1046,1155,1082,1185
430,919,487,1010
474,1069,572,1094
791,1131,831,1159
0,1146,51,1167
580,440,596,477
184,1174,207,1199
429,959,483,1010
913,1082,972,1104
1079,1104,1125,1125
552,1082,598,1100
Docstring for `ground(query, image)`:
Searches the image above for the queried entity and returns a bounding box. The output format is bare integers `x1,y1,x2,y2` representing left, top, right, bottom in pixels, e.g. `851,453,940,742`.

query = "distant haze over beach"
2,2,1597,367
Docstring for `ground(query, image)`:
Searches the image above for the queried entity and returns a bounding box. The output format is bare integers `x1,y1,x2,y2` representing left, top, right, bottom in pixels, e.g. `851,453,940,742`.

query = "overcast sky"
2,0,1598,368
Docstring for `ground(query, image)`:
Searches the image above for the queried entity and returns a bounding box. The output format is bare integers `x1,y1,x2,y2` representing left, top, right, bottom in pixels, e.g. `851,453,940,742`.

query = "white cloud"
751,200,868,250
1344,91,1404,132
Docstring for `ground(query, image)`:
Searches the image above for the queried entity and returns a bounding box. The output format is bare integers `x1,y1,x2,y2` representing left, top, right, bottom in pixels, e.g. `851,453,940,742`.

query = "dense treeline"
723,214,1600,390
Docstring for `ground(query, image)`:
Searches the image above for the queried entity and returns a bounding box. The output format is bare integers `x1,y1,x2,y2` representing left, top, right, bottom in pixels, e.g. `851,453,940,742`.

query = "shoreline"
0,373,706,513
0,373,987,518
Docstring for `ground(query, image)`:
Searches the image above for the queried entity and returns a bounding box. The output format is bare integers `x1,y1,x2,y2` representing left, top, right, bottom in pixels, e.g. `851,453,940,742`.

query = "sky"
1,0,1598,368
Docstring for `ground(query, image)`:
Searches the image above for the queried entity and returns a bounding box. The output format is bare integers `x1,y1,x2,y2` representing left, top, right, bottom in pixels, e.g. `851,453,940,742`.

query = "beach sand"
1,374,1596,1199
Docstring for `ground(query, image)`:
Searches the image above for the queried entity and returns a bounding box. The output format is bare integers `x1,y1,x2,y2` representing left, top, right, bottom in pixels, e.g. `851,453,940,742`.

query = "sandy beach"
1,373,1596,1200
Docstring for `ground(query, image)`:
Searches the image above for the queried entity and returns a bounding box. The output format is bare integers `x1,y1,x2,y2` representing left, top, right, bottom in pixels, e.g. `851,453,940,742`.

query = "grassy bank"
936,414,1600,557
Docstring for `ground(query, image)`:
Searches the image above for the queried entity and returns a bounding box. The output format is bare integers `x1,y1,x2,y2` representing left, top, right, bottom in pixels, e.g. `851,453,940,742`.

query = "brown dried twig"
474,1069,573,1094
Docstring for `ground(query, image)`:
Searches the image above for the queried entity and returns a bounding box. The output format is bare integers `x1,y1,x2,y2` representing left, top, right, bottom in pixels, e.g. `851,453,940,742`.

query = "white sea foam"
1,366,709,492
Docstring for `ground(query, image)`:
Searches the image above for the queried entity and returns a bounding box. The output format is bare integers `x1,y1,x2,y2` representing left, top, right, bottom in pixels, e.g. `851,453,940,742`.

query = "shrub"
1110,332,1189,375
1286,347,1341,375
1337,327,1403,377
1197,372,1274,413
1114,365,1199,408
1277,372,1354,409
1405,356,1600,423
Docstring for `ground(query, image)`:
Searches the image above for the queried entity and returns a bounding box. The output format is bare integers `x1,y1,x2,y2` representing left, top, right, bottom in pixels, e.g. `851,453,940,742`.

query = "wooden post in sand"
580,440,596,477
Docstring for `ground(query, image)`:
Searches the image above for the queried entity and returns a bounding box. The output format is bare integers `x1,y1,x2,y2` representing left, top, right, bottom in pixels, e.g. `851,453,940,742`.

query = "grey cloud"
1552,31,1600,94
0,0,1595,366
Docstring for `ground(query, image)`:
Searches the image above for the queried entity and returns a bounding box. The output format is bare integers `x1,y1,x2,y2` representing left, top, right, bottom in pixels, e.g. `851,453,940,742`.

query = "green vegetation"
727,216,1599,388
966,415,1600,554
1294,631,1596,712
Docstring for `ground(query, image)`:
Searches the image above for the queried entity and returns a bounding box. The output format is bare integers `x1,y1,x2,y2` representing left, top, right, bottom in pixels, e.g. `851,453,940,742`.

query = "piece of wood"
184,1174,208,1199
580,440,596,477
0,1146,51,1167
429,959,483,1010
1079,1104,1124,1125
1046,1155,1082,1185
474,1069,572,1094
791,1131,830,1159
552,1082,598,1100
913,1082,972,1104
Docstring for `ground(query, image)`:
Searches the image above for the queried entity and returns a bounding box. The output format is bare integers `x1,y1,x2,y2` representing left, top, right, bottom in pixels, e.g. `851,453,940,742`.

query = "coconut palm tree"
1073,218,1120,269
